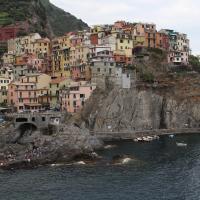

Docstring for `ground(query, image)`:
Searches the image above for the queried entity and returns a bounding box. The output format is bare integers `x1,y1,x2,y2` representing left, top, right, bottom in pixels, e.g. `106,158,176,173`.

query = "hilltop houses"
0,20,190,113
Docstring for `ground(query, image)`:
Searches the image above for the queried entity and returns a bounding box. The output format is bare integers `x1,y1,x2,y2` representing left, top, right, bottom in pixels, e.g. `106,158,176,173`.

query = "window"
80,94,85,98
42,117,46,122
97,68,100,72
120,39,123,43
19,106,24,110
16,118,27,122
32,117,35,122
73,94,76,99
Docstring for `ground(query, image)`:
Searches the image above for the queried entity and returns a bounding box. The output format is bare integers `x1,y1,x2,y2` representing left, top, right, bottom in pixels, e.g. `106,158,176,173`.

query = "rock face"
80,87,200,132
0,124,103,169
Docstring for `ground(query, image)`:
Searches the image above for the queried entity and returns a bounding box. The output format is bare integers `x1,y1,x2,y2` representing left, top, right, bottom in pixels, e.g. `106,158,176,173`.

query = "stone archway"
18,123,38,134
14,123,38,143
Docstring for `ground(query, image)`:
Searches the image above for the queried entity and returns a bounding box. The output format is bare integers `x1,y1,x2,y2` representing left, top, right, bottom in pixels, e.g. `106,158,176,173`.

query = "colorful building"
8,74,51,112
49,77,70,109
60,81,96,113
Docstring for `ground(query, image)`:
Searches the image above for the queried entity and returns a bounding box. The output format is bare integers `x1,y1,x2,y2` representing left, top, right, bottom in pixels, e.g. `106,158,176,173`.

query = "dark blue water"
1,134,200,200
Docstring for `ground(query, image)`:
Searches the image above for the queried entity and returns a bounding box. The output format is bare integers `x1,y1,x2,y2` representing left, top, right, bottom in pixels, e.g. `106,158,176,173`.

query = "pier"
93,128,200,141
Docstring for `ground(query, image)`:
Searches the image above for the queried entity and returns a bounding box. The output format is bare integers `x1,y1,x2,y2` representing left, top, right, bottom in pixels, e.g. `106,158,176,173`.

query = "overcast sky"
51,0,200,55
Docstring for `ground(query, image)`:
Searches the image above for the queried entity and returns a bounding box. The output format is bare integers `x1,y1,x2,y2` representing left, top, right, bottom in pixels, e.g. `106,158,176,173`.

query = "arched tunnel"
18,123,38,134
14,123,38,144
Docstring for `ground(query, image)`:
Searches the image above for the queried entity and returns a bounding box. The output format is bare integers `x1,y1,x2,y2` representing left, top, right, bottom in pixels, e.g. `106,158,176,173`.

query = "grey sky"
51,0,200,55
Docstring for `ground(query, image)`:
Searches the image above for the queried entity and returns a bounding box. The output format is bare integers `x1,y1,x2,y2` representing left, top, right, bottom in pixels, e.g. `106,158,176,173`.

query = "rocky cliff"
76,73,200,133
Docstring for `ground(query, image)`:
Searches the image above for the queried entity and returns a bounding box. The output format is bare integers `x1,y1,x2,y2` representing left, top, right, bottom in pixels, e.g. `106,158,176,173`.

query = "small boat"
153,135,160,140
169,134,175,138
142,137,151,142
74,161,86,165
147,136,154,141
137,137,143,142
104,145,117,149
176,142,187,147
133,138,139,142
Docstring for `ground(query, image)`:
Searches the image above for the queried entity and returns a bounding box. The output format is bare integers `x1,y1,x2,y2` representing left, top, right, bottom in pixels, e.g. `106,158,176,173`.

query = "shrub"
141,72,155,83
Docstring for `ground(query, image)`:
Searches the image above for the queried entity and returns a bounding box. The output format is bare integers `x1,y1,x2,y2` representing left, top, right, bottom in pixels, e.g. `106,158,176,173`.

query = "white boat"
169,134,175,138
147,136,154,141
176,142,187,147
137,137,143,142
153,135,160,140
133,138,139,142
142,137,151,142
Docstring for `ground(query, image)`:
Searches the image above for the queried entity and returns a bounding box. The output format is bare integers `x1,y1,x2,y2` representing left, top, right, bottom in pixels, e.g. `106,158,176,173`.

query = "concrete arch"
17,123,38,134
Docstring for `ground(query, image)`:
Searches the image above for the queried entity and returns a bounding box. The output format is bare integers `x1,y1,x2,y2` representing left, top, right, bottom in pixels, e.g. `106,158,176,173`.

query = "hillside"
0,0,89,37
41,0,89,36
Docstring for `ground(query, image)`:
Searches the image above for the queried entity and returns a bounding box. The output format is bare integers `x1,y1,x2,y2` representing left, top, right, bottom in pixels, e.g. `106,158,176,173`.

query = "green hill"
41,0,89,36
0,0,89,37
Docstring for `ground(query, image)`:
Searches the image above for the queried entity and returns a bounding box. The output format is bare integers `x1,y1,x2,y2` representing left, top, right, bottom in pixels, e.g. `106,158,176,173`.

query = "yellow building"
2,52,15,65
20,73,51,89
0,77,11,104
8,33,41,56
70,45,89,66
49,77,70,108
33,38,51,59
51,36,72,78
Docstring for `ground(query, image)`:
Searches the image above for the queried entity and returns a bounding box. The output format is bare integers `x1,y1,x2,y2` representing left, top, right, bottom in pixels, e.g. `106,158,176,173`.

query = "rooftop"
50,77,68,84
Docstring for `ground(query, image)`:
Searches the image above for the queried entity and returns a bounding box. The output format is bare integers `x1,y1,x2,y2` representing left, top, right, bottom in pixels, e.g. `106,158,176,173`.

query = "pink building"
8,82,40,112
70,33,83,47
60,81,96,113
27,57,43,72
8,74,51,112
71,64,89,81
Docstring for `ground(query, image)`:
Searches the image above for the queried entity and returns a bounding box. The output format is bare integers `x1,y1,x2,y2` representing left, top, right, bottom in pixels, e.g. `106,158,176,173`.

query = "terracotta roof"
50,77,67,84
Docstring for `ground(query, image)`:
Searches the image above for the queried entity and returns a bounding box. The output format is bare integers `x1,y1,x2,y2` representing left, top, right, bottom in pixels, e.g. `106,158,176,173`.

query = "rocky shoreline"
0,124,103,170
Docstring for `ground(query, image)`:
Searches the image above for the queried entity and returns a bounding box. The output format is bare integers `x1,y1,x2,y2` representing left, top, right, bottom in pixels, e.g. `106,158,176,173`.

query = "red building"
0,22,29,41
156,32,169,51
114,53,132,65
90,34,98,45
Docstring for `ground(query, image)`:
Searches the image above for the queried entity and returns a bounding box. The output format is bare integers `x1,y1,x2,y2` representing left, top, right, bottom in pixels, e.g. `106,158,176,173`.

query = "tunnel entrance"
15,123,38,143
19,123,37,134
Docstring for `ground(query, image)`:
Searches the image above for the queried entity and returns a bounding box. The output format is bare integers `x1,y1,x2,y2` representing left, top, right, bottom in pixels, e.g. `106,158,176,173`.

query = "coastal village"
0,21,190,114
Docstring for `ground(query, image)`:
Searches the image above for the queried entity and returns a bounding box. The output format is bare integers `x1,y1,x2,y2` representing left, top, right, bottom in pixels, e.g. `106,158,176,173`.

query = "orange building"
156,32,169,50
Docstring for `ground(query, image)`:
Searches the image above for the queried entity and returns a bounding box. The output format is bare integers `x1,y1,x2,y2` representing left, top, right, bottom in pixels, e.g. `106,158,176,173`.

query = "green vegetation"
189,55,200,68
0,12,12,26
189,55,200,73
0,0,31,24
0,41,7,57
0,0,88,37
140,71,155,83
40,0,89,36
